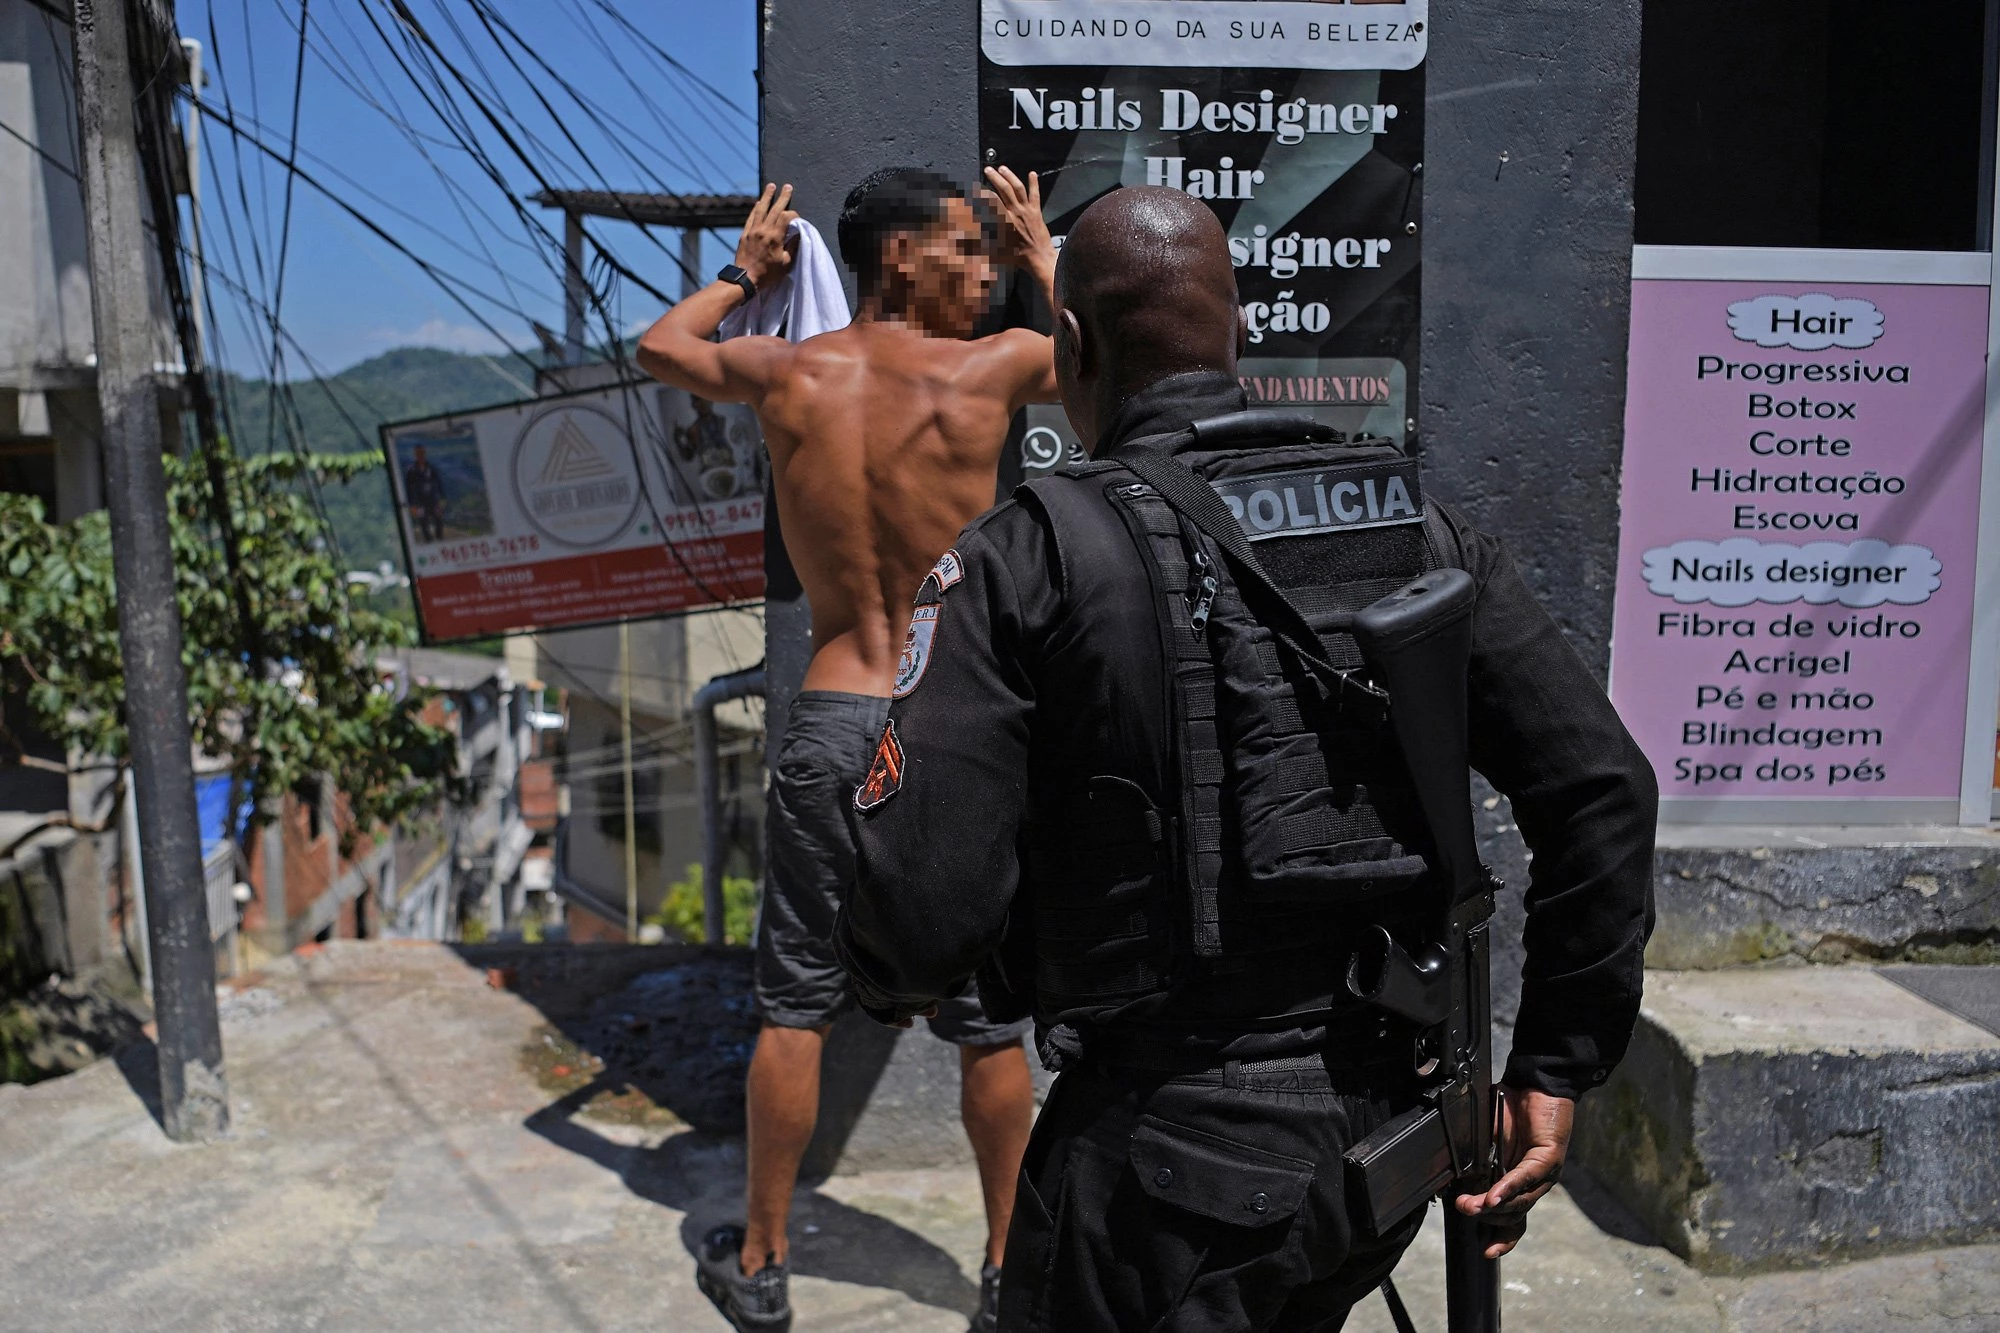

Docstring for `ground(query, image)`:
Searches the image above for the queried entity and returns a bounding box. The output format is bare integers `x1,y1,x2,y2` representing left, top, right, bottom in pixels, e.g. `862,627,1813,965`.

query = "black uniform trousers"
999,1050,1428,1332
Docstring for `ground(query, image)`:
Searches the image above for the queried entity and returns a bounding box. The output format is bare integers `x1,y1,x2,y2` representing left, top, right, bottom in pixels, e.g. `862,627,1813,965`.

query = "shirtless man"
636,166,1057,1333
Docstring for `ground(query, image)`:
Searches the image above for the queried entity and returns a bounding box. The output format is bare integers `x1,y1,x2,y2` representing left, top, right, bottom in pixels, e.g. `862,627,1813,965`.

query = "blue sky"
179,0,759,377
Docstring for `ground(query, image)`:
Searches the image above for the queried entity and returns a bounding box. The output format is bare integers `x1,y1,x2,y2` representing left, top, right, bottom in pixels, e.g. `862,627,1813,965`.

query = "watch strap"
718,264,757,301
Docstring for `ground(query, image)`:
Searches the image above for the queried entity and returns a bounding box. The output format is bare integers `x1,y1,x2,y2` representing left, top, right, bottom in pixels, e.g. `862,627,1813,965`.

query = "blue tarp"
195,774,241,855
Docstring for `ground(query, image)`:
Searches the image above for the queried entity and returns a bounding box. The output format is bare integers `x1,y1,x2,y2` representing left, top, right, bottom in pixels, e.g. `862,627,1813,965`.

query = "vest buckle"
1188,549,1219,634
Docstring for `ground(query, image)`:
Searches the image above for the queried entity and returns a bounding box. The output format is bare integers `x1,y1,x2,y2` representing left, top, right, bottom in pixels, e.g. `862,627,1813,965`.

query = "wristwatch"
717,264,757,301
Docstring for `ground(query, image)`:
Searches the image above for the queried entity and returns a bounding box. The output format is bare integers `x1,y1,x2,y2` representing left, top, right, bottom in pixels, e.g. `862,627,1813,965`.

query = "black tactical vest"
1015,418,1460,1040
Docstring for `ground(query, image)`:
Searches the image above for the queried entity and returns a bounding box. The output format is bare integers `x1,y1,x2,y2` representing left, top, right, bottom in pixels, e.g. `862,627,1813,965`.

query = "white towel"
717,218,851,343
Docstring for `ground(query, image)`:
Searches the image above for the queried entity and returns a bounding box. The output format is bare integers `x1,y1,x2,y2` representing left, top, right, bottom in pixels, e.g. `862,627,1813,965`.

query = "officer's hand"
1452,1085,1575,1259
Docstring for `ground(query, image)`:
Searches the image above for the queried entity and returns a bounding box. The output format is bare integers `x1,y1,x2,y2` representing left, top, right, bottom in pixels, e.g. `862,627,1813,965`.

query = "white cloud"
1642,538,1939,609
367,318,519,355
1727,294,1885,351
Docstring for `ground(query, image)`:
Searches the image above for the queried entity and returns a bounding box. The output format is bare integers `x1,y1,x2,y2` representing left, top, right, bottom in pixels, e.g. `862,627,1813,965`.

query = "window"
299,777,325,843
1635,0,1997,252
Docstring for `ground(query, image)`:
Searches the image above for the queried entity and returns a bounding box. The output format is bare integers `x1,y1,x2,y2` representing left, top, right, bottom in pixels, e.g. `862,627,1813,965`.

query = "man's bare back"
757,322,1049,692
637,173,1058,695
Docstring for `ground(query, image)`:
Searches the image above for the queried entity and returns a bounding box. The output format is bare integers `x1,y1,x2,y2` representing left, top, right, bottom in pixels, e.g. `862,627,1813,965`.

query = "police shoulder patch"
892,604,940,699
853,720,905,813
932,548,965,591
916,548,965,603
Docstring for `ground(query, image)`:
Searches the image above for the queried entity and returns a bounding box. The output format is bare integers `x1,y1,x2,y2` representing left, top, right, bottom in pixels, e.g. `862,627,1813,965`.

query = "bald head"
1053,187,1242,446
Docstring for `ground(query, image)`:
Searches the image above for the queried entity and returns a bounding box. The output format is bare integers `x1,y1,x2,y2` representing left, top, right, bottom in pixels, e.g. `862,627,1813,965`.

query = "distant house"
360,648,545,946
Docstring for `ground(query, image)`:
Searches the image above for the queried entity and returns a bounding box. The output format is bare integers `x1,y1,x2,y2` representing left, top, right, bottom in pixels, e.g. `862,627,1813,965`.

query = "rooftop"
381,646,508,694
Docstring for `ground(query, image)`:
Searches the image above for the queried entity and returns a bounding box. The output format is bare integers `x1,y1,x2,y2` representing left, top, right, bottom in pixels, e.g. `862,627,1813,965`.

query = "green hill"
216,347,540,573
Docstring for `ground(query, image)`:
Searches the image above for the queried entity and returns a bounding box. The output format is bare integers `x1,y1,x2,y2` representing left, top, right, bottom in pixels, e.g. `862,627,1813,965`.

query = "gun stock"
1340,569,1502,1333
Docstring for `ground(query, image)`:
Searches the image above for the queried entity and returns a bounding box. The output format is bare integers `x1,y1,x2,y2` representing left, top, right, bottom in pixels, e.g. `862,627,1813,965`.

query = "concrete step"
1573,966,2000,1273
1650,824,2000,969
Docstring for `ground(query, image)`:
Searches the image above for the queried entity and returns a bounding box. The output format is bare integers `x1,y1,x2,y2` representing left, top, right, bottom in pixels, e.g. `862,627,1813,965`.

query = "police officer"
833,187,1658,1331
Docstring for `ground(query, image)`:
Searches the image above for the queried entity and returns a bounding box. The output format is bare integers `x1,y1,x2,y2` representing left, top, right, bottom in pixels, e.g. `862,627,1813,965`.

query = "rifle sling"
1112,433,1385,705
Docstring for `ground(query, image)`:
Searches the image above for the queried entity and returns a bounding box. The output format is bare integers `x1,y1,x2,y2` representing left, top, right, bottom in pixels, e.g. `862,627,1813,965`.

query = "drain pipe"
692,664,767,944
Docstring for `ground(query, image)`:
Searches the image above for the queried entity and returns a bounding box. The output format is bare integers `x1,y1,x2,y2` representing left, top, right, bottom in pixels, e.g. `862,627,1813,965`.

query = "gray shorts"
758,691,1032,1047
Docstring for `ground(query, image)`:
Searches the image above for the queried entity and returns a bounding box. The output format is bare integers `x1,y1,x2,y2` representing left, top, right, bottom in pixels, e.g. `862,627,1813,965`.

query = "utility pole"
72,0,229,1142
681,226,702,303
619,620,638,939
564,210,587,366
178,37,207,359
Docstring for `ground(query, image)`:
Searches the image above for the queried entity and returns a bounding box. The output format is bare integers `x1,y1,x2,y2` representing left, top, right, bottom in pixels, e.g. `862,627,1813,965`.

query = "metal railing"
692,664,766,945
202,840,237,944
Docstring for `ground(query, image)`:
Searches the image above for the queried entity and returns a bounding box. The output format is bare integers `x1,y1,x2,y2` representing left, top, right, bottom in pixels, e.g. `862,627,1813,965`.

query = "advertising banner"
978,0,1425,486
982,0,1427,70
383,381,766,643
1608,248,1993,819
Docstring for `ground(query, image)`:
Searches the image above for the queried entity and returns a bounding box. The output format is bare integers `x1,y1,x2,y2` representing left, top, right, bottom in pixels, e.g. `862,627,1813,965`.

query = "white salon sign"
981,0,1428,71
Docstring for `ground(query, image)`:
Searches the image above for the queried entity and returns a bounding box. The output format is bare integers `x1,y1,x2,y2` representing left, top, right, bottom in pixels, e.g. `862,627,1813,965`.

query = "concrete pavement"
0,941,1993,1331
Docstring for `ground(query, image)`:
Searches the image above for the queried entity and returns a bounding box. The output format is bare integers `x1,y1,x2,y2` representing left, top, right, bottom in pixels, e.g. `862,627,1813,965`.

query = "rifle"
1336,568,1502,1333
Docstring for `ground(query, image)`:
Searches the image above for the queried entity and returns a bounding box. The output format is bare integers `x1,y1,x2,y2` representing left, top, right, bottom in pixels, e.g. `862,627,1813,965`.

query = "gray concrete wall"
757,0,983,750
0,0,94,382
1420,0,1642,669
1574,968,2000,1271
0,0,183,528
1421,0,1645,1043
1650,829,2000,970
0,827,111,1003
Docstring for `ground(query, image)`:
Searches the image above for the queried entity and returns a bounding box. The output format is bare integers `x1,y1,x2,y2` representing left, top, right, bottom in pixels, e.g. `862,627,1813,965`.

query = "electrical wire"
367,0,690,301
261,0,314,456
570,0,755,135
169,5,769,782
289,5,543,316
189,0,766,681
0,112,78,179
203,91,752,632
511,0,748,192
358,0,761,614
194,100,546,354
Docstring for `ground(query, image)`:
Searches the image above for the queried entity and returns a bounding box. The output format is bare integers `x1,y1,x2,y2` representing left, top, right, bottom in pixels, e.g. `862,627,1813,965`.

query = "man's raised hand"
736,183,800,291
636,182,797,402
981,166,1056,299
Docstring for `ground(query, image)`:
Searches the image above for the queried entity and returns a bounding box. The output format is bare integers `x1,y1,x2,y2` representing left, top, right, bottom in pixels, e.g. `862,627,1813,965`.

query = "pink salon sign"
1609,257,1992,809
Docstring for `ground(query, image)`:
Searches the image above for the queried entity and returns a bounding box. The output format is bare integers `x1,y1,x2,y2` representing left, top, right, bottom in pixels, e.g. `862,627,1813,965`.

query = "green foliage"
216,347,539,575
0,441,464,846
0,880,37,1010
0,1006,36,1085
650,861,758,945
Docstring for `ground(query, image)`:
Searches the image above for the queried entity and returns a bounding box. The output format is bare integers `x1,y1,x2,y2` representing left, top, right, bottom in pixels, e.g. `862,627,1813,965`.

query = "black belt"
1066,1008,1403,1076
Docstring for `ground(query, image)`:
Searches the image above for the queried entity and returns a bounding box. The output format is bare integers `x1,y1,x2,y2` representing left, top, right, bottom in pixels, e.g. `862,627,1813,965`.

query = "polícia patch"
892,604,940,699
854,720,905,813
